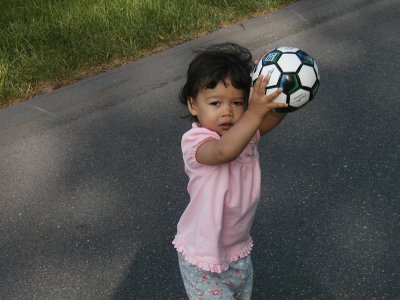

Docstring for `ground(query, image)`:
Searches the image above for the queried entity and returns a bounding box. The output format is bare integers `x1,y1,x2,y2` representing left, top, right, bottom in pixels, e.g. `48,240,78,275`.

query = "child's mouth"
219,122,233,130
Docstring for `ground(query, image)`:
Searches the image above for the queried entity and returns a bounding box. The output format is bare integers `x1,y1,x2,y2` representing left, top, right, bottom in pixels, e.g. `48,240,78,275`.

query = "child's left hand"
248,74,286,119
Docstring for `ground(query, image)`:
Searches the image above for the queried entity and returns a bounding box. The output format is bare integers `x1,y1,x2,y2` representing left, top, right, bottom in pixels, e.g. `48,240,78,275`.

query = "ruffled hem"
172,239,253,273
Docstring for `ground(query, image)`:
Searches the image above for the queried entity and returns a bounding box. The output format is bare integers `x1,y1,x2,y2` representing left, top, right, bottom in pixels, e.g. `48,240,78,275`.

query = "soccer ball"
252,46,320,112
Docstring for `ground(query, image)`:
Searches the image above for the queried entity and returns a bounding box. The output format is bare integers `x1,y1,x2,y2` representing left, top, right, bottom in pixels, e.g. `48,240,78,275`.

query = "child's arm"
259,110,287,135
195,76,287,165
253,49,287,135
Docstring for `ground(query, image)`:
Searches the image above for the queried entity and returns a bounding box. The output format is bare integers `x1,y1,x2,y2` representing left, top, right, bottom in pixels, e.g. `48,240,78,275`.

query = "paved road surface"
0,0,399,299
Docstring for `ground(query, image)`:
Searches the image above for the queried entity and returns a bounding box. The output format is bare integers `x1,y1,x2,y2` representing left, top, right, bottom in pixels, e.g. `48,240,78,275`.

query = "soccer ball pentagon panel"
252,46,320,112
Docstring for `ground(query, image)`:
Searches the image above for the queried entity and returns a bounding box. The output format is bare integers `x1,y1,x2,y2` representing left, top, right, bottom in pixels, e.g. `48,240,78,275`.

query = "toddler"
173,43,287,299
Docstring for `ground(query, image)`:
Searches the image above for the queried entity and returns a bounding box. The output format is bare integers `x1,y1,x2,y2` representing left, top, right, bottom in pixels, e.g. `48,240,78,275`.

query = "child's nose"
221,104,233,116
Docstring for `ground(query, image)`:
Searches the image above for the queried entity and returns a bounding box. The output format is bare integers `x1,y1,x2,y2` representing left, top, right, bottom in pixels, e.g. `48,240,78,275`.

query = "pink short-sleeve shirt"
173,123,261,273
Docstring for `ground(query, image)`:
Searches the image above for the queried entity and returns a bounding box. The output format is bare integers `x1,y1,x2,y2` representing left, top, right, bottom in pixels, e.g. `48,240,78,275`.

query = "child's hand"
247,75,287,119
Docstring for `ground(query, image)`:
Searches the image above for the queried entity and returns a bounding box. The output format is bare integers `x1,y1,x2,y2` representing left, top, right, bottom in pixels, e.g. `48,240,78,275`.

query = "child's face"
188,80,245,136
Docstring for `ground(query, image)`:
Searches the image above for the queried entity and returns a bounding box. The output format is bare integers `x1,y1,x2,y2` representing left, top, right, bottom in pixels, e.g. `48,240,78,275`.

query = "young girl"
173,43,287,299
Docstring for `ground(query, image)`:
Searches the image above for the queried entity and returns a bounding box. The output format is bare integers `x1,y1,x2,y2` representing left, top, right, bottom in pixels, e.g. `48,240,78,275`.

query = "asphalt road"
0,0,399,299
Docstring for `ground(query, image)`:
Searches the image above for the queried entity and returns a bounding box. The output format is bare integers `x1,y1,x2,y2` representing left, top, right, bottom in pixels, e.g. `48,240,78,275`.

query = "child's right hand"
247,75,287,120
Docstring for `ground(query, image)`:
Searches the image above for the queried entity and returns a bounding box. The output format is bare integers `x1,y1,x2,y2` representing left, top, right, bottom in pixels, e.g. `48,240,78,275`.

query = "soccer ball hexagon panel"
298,65,317,88
277,53,302,73
258,64,281,86
252,46,320,112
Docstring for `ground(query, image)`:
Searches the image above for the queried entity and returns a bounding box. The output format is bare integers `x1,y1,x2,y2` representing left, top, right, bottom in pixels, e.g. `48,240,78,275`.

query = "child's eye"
210,102,220,106
233,101,244,106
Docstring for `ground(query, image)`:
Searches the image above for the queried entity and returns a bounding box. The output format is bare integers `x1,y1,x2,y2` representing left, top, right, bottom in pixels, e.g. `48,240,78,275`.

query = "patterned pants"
178,253,253,300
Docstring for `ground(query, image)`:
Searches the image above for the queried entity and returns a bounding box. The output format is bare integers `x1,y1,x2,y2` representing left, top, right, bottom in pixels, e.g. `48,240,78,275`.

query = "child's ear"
188,97,198,116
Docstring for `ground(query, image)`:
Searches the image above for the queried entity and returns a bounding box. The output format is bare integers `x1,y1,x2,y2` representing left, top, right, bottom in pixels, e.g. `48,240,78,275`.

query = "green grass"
0,0,294,107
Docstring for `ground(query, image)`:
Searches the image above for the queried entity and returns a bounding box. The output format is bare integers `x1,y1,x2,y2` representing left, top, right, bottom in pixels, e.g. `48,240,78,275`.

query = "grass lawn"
0,0,294,107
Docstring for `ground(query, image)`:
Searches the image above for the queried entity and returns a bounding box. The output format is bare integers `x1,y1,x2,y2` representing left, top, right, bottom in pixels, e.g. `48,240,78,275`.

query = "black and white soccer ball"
252,46,320,112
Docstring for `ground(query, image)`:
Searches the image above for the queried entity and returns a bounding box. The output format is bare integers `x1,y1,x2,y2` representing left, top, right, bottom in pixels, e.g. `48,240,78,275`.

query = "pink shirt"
173,123,261,273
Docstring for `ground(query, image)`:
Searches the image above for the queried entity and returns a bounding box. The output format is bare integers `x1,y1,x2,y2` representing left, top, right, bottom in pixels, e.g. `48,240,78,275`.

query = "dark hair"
179,43,253,118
